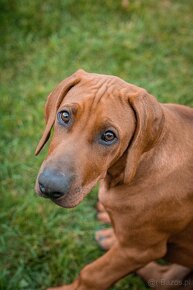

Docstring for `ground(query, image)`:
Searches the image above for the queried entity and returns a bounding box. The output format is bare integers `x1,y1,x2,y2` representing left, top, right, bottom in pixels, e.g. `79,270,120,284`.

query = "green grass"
0,0,193,289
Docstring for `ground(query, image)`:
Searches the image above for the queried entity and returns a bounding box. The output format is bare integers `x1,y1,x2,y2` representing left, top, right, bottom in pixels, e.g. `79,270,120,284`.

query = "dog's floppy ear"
124,90,165,183
35,70,84,155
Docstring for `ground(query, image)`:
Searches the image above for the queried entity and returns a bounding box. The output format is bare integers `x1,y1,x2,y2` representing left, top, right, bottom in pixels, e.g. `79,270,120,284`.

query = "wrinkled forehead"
59,75,135,123
64,75,122,102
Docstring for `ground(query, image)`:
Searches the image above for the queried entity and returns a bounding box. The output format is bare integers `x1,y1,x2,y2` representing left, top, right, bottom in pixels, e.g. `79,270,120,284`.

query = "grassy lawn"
0,0,192,289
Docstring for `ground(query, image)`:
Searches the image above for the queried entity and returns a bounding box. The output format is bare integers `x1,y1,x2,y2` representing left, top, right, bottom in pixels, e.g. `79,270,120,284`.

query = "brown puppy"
35,69,193,290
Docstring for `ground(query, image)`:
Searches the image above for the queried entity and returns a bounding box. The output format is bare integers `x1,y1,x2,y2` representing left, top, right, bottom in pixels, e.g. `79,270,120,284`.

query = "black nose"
38,168,74,199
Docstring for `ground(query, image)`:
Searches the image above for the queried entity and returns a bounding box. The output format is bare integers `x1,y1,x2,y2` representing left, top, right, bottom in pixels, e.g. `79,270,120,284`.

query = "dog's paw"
95,228,116,250
96,201,111,224
97,212,111,224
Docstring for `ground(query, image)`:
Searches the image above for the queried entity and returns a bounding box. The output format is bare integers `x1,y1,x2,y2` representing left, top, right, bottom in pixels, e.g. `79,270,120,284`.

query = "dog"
35,69,193,290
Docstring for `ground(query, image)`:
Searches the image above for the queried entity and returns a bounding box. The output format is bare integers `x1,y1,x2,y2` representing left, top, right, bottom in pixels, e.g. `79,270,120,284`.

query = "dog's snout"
38,168,74,199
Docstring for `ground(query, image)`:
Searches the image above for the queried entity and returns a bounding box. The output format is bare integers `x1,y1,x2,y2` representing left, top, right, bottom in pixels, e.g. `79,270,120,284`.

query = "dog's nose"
38,168,74,199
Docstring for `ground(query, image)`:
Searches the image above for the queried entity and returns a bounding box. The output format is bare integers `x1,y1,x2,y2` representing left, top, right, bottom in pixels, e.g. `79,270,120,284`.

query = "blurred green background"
0,0,192,289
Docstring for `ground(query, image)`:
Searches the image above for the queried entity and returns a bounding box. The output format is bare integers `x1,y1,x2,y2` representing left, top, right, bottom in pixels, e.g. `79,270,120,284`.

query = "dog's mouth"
51,186,85,208
35,180,97,208
36,184,84,209
51,191,85,208
35,170,101,208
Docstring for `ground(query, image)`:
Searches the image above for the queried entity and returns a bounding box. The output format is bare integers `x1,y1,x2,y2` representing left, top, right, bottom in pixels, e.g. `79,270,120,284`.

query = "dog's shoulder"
163,103,193,125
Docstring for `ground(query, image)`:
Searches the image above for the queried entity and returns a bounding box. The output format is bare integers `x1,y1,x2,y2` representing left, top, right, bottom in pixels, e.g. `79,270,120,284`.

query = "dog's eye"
101,130,117,143
58,110,71,125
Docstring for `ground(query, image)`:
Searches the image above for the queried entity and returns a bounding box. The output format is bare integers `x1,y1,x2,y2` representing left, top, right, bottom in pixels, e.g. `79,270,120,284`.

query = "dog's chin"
35,179,100,208
50,180,99,208
51,192,85,208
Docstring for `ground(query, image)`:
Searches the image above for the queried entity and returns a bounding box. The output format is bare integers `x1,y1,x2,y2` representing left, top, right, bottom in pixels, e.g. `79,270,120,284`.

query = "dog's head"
35,69,164,208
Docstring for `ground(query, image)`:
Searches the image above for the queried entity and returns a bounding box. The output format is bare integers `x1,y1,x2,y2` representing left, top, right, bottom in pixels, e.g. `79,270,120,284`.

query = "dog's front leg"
47,241,165,290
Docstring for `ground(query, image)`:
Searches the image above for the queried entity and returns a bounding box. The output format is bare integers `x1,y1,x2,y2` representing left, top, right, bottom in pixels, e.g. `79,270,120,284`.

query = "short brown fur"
35,70,193,290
